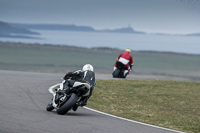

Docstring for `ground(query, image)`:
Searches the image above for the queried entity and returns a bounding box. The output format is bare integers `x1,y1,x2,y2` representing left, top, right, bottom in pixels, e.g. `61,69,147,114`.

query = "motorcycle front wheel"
56,93,78,115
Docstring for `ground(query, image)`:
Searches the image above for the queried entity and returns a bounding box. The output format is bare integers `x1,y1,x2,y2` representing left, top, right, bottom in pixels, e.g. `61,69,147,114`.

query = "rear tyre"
57,93,79,115
112,69,120,78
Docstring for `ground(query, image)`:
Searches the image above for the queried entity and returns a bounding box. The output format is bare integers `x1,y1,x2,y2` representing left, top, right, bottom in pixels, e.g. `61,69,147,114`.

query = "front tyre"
57,93,78,115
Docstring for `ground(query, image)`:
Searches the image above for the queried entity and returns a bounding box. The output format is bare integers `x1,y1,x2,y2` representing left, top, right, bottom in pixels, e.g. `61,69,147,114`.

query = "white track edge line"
84,106,185,133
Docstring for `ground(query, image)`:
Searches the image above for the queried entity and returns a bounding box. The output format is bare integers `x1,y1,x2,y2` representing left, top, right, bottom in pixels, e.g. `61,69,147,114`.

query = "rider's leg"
79,87,93,105
124,70,129,78
72,88,93,111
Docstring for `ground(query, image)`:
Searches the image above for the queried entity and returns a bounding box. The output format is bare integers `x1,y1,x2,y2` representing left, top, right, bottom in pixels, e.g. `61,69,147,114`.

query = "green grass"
1,42,200,81
88,80,200,133
0,42,118,73
133,52,200,77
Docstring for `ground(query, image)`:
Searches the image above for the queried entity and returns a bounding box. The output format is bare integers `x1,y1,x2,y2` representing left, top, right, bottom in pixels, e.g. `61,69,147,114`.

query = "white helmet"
82,64,94,71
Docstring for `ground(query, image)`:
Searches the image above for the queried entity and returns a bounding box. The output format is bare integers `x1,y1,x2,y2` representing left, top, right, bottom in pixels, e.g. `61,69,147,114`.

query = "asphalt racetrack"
0,70,184,133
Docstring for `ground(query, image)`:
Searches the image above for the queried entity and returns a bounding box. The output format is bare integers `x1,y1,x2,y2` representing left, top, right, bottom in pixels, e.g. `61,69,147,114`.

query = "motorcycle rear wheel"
112,69,120,78
56,93,78,115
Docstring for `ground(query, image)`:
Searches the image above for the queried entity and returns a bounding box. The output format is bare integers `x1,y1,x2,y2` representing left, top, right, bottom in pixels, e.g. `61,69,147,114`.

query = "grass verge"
1,42,200,81
88,80,200,133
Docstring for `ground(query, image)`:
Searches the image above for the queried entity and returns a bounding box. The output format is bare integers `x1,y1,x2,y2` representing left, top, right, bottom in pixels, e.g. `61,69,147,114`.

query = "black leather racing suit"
64,70,96,102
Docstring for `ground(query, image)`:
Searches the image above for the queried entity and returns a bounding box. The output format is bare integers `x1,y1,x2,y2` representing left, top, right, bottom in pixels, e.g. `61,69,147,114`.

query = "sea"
1,30,200,55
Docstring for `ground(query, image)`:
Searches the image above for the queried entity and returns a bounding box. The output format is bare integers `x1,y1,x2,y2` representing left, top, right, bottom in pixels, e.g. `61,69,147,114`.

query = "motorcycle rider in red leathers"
114,49,134,78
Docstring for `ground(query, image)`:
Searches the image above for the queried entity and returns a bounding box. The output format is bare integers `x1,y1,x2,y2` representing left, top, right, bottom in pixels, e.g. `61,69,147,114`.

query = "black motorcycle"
46,77,90,115
112,62,129,78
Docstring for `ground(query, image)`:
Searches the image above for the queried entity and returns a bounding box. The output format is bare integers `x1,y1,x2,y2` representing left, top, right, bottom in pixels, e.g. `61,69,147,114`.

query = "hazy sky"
0,0,200,34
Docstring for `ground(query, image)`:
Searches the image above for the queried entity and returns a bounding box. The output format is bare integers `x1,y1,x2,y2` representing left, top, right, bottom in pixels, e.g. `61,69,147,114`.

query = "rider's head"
82,64,94,71
126,49,131,52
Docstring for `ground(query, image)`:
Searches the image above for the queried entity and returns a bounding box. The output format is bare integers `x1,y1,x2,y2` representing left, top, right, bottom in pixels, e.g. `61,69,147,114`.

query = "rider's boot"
78,97,88,106
72,104,79,111
72,97,88,111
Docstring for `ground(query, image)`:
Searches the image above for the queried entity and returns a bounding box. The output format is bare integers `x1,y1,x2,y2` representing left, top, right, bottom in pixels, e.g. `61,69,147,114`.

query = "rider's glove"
64,72,73,80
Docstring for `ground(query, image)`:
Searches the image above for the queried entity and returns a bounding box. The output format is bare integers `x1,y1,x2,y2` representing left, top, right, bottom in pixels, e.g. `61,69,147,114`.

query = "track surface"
0,70,184,133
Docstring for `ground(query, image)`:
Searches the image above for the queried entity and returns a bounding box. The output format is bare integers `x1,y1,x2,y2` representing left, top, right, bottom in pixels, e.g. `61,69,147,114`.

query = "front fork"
49,80,66,108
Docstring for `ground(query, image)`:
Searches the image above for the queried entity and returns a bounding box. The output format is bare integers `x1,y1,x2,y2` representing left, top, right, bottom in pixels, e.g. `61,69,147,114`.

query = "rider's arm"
63,72,72,79
129,55,134,68
117,53,122,60
63,70,82,80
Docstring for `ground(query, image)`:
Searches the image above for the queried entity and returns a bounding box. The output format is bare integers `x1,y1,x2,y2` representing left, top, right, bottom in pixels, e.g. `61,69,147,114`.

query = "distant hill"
9,22,146,34
1,21,199,37
0,21,40,35
9,23,96,32
9,22,200,36
100,27,146,34
186,33,200,37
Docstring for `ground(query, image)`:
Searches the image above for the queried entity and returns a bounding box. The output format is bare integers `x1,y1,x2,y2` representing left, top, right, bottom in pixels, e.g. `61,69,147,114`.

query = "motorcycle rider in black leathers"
61,64,96,111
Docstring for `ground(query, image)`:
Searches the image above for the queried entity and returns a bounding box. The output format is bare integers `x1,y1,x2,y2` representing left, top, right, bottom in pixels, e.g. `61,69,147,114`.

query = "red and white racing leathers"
114,51,134,76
